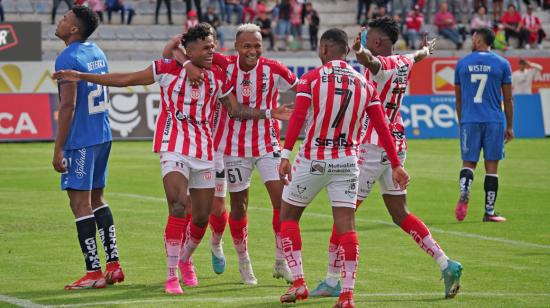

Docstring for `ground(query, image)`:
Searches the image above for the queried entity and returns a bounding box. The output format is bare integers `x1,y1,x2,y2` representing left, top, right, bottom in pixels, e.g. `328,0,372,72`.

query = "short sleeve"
367,81,381,107
55,52,75,71
454,62,461,85
152,59,179,88
295,75,312,101
372,56,397,81
502,60,512,85
215,67,234,98
272,60,298,91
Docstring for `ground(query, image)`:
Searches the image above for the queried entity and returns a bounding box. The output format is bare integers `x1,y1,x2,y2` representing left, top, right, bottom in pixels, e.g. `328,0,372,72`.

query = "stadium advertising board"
0,94,54,140
409,57,550,95
0,22,41,61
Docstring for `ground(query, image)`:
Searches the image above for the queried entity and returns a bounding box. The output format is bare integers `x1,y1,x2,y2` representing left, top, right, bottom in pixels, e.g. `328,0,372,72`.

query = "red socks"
281,220,303,280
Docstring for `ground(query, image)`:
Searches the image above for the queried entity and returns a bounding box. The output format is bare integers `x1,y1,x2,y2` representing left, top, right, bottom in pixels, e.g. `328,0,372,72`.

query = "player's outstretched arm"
52,81,77,173
502,83,514,143
527,60,543,71
411,32,436,63
220,92,293,120
53,66,155,87
352,29,382,75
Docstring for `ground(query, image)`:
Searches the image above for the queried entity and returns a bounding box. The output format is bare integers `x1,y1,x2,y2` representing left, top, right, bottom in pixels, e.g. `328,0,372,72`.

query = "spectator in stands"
255,9,275,50
290,0,302,49
434,2,463,49
242,0,255,23
492,0,503,23
304,2,319,51
209,0,226,22
522,5,546,49
501,4,528,48
186,0,202,22
88,0,104,23
203,5,227,50
106,0,133,24
372,4,389,19
0,0,4,23
185,9,199,31
276,0,291,50
52,0,73,24
470,5,492,34
225,0,243,24
512,58,543,94
357,0,372,24
155,0,173,25
257,0,267,15
404,5,424,49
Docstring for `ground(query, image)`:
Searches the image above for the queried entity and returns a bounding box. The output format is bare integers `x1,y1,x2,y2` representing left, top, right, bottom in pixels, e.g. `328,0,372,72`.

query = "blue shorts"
460,123,504,162
61,141,111,191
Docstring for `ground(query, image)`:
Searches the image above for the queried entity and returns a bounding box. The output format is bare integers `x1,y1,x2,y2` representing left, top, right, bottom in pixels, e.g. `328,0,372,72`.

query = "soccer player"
52,5,124,290
278,28,410,308
163,23,298,285
454,27,514,222
310,17,462,299
53,23,292,294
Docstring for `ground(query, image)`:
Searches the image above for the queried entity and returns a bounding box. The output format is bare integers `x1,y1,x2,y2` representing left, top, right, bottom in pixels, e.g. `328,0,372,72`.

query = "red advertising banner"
409,57,550,95
0,94,53,140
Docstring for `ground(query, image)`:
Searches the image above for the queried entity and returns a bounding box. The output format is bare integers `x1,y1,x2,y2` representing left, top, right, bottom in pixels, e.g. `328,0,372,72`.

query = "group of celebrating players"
50,3,524,306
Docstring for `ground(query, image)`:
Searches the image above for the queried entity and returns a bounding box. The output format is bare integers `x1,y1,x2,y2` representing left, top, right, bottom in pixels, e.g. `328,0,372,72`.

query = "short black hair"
320,28,348,54
181,23,214,47
71,5,99,39
474,27,495,46
368,17,399,44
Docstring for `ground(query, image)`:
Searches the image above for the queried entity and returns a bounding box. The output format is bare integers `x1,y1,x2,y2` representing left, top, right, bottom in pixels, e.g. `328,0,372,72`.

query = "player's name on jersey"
87,59,106,71
467,65,491,73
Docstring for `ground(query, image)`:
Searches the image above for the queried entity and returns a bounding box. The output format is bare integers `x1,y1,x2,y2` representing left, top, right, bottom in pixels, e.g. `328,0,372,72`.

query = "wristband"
265,109,272,119
281,149,292,160
182,60,191,67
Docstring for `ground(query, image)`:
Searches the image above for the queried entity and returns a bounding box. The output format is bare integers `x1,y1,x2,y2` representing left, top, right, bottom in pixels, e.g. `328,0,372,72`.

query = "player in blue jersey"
53,5,124,290
454,27,514,223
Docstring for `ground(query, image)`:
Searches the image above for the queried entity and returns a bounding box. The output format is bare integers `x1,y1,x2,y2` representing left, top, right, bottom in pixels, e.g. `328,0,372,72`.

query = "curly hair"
181,23,214,47
320,28,349,54
368,17,399,44
71,5,99,39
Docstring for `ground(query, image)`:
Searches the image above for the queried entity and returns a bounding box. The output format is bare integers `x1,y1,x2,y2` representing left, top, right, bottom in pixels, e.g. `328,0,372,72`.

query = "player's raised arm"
52,81,77,173
219,92,293,120
352,29,382,75
411,32,437,63
53,66,155,87
162,35,206,85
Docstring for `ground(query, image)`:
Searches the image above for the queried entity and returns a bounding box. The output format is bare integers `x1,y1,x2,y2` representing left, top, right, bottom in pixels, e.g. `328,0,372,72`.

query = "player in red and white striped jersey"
277,28,410,308
311,18,462,300
163,23,298,284
54,24,293,294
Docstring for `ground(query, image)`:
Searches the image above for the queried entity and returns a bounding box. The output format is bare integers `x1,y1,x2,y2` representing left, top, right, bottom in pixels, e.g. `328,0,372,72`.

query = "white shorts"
214,151,227,198
224,151,281,193
282,154,360,209
160,152,215,190
357,144,407,200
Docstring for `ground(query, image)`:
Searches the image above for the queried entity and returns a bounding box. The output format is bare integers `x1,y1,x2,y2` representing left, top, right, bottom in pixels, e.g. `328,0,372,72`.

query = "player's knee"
167,198,188,217
192,215,209,228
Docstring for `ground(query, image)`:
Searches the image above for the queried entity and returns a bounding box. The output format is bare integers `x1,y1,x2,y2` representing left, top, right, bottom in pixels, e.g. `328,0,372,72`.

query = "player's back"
55,41,111,150
455,51,511,123
299,60,377,160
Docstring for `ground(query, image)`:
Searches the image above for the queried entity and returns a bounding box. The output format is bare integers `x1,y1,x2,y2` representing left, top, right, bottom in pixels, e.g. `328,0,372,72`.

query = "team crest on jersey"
242,85,252,97
191,88,201,100
203,171,213,180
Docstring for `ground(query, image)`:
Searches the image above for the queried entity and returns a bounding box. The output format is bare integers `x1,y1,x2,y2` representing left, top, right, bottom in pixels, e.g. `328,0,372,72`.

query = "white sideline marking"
110,193,550,250
0,294,49,308
49,292,550,307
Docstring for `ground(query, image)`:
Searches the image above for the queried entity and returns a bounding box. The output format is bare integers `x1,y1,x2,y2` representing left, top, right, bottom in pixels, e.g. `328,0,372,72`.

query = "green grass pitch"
1,139,549,307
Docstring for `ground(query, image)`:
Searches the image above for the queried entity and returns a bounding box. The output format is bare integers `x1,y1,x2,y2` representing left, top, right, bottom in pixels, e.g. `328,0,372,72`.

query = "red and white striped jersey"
290,60,380,160
212,54,298,157
152,59,233,160
362,54,414,153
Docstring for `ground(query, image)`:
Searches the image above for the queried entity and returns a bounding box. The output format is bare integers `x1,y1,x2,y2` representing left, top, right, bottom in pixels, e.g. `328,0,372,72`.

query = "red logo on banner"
0,94,53,140
432,60,457,94
0,25,19,52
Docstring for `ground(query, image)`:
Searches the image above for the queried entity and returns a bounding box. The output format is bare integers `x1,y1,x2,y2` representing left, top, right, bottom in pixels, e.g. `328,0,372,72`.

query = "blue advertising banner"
401,95,545,138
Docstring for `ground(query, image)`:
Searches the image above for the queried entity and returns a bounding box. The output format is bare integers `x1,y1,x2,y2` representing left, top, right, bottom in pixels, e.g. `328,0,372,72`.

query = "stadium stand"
1,0,548,60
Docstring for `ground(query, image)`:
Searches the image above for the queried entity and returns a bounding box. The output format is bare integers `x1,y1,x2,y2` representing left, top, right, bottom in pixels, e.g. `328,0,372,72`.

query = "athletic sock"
400,214,449,271
281,220,303,281
75,215,102,271
339,231,359,294
209,211,227,257
272,208,285,261
93,204,120,263
459,167,474,202
178,214,192,261
164,216,186,280
229,214,250,261
484,174,499,215
325,224,343,287
180,221,208,263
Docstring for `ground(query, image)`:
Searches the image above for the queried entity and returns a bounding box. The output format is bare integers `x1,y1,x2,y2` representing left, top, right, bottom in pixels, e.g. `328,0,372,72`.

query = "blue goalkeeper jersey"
454,51,511,124
55,41,112,150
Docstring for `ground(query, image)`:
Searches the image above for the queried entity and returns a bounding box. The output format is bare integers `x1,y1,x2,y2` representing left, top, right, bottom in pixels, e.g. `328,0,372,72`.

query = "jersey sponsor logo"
74,148,87,179
432,60,456,94
327,162,356,174
0,25,19,52
297,184,306,194
109,94,141,137
175,110,208,124
190,88,201,100
310,160,326,175
315,133,351,147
